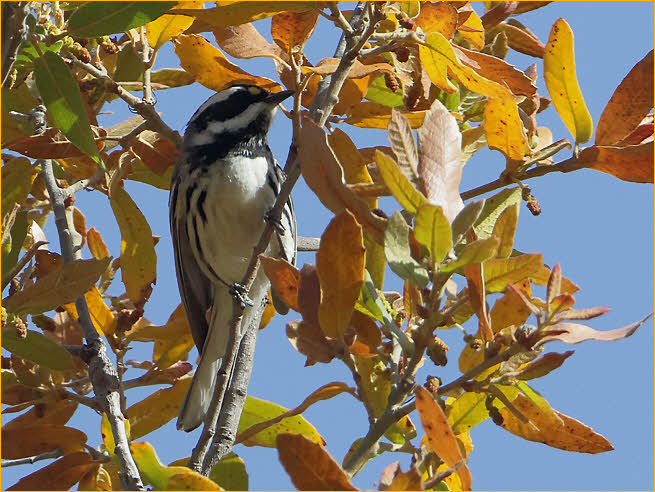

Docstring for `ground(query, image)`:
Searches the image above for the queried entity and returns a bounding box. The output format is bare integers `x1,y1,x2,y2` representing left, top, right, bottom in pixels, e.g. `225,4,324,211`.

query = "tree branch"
40,160,144,491
1,2,31,88
1,449,64,468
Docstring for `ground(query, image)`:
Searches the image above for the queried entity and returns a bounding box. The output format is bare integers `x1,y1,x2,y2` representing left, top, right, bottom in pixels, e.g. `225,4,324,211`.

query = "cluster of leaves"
1,1,652,491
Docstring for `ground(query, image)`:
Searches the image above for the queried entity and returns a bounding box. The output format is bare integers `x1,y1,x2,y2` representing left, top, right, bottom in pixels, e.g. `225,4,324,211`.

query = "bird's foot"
229,283,254,308
264,209,285,235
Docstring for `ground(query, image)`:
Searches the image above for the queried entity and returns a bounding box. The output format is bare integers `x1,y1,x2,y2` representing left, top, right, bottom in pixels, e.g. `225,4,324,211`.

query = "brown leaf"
465,262,492,342
614,115,653,146
350,310,382,354
417,99,465,223
579,142,654,183
214,22,286,61
260,255,300,312
317,211,365,339
297,264,321,328
496,21,545,58
7,451,94,491
2,424,87,459
535,314,652,348
415,2,457,39
130,130,179,176
298,116,386,242
306,58,393,79
272,10,318,54
500,394,613,454
454,45,537,97
276,433,358,490
379,462,424,491
512,351,574,380
6,127,106,159
174,34,281,93
3,258,110,315
414,386,472,490
388,110,419,180
286,320,338,365
596,50,654,145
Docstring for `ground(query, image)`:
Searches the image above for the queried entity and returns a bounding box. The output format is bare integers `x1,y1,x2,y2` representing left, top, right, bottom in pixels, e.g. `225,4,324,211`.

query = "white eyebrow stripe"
188,87,243,124
188,102,270,147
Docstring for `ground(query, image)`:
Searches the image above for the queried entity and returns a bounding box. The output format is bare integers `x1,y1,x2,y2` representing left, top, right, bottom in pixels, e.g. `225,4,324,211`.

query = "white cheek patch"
189,102,268,147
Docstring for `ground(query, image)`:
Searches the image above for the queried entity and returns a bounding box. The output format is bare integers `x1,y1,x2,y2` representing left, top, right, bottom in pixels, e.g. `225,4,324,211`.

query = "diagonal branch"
41,159,144,490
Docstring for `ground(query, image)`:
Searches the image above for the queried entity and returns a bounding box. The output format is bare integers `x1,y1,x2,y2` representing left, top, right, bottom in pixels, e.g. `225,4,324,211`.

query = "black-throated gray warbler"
170,84,296,431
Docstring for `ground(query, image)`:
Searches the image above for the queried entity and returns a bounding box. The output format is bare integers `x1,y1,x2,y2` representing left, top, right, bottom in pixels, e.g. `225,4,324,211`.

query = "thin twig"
64,169,105,195
1,448,64,468
1,240,47,291
40,160,144,490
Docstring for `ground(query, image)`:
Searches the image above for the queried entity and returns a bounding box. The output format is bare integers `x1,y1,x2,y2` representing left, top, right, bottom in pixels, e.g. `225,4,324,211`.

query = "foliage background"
1,1,653,490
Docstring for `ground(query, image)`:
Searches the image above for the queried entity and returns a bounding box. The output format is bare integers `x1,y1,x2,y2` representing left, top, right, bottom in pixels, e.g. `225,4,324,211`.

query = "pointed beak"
266,89,295,106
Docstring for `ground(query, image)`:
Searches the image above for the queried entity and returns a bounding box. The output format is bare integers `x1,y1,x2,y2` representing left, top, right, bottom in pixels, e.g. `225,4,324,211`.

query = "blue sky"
2,2,653,490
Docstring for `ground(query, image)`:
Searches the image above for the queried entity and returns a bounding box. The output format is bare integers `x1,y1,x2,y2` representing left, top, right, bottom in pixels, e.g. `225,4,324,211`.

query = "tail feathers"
177,355,220,431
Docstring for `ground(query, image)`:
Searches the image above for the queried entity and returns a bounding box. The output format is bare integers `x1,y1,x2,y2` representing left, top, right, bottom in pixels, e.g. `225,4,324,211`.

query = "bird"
169,84,296,432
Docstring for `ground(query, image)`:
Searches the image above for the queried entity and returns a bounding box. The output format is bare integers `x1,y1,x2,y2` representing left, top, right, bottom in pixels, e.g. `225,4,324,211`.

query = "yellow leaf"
2,424,87,458
86,227,109,259
375,150,426,214
271,10,318,54
484,253,543,293
484,94,528,161
543,18,593,144
458,8,484,50
345,102,426,128
415,2,457,39
109,187,156,306
64,286,116,336
419,41,458,94
101,413,130,455
414,204,452,264
146,1,204,51
128,378,191,440
328,129,377,208
174,34,281,93
489,282,533,333
317,211,365,339
415,386,472,490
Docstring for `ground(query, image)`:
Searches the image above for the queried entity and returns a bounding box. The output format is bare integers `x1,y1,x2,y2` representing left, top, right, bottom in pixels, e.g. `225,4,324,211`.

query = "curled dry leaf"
259,255,300,312
277,433,358,491
388,109,419,180
130,130,179,176
595,50,654,146
417,98,465,223
495,21,545,58
214,22,287,61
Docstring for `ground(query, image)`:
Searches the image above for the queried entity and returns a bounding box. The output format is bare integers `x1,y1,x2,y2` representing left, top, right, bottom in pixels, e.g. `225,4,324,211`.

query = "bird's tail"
176,272,270,432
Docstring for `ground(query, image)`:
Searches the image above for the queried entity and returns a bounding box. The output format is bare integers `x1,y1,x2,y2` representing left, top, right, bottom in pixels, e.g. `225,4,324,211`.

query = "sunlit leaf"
214,22,285,61
578,142,654,184
3,257,110,316
446,391,488,435
64,286,116,336
260,256,299,313
277,433,357,490
496,21,545,58
375,150,426,214
271,10,318,54
2,424,87,458
484,96,528,160
414,204,452,264
110,187,157,306
417,98,465,222
484,253,543,292
489,282,533,332
379,462,423,491
415,2,457,39
512,351,574,380
473,186,521,239
543,18,593,144
67,2,177,37
317,211,365,339
128,378,191,440
491,203,519,258
146,1,204,52
208,453,248,491
440,237,499,273
6,452,93,491
415,386,472,490
458,7,484,49
175,2,315,27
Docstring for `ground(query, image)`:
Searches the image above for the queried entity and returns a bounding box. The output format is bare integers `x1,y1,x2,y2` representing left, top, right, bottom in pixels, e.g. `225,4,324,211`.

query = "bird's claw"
264,209,285,235
229,283,254,307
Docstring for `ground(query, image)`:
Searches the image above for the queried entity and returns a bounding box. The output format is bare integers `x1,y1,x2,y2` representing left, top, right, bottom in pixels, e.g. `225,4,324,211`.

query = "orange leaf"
345,102,426,129
2,399,78,431
259,255,300,312
174,34,282,93
379,462,423,491
414,386,472,490
272,10,318,54
87,227,110,259
579,142,654,183
415,2,457,39
6,452,94,491
276,433,358,490
317,211,365,339
6,127,106,159
489,282,532,333
465,262,492,342
484,97,528,161
499,393,613,453
130,130,179,176
1,424,87,459
496,21,545,58
596,50,654,145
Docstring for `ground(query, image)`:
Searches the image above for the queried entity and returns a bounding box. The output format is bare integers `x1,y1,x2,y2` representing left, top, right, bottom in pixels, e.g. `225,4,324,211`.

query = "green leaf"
15,40,63,66
440,237,499,274
238,396,323,447
1,157,38,217
446,392,488,435
209,453,248,491
33,51,102,166
451,199,485,245
384,212,429,288
1,212,28,274
365,75,404,108
414,204,452,264
67,2,177,38
1,328,74,370
3,257,111,315
473,187,521,239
